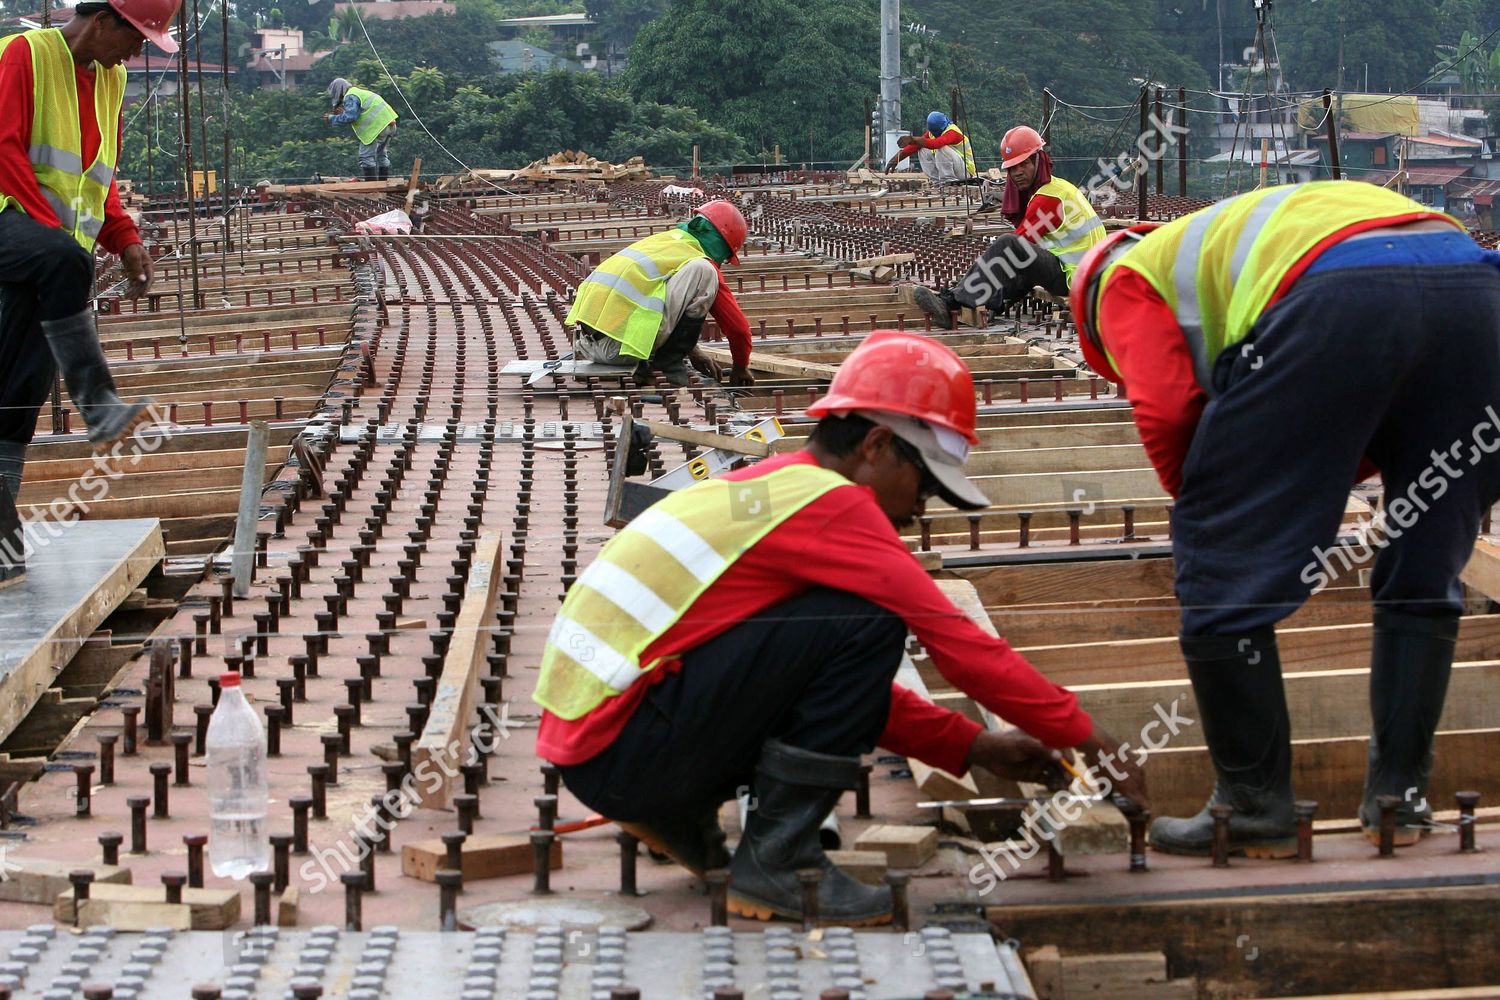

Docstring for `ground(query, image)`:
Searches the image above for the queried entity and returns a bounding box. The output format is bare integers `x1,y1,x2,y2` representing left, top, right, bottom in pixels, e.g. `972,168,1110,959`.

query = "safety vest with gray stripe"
0,29,125,251
1102,180,1459,391
344,86,397,145
565,228,710,361
1028,176,1105,279
534,463,851,720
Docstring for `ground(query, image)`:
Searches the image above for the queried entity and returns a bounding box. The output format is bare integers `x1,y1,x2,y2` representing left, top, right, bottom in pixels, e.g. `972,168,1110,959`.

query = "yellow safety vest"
0,29,125,251
1028,176,1105,279
345,86,397,145
1101,181,1460,390
565,229,710,361
534,463,852,720
932,124,976,177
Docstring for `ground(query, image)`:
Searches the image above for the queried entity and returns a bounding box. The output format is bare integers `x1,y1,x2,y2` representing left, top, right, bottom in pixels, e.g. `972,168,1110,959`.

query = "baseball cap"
858,410,989,510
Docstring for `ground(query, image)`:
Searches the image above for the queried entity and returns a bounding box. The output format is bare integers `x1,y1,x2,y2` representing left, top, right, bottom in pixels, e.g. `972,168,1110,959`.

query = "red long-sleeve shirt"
0,35,140,255
537,451,1094,776
709,267,752,369
897,126,967,162
1015,192,1067,245
1096,215,1434,495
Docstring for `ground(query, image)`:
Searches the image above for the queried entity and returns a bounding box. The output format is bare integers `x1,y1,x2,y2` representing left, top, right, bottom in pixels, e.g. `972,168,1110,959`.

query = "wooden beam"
695,346,840,380
638,419,770,458
402,831,561,882
56,883,240,929
403,156,423,216
1462,537,1500,603
0,857,131,904
412,532,503,808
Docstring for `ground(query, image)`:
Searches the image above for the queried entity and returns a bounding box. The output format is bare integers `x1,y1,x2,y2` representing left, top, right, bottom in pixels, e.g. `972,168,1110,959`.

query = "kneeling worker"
912,125,1103,328
1069,181,1500,854
884,111,975,184
534,331,1149,924
566,200,754,387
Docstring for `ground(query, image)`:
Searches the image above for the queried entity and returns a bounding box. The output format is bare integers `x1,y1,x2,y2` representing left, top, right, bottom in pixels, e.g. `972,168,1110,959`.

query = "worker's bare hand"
121,242,153,300
1077,722,1152,815
884,155,901,174
896,135,916,147
965,730,1069,789
727,364,755,387
688,346,722,380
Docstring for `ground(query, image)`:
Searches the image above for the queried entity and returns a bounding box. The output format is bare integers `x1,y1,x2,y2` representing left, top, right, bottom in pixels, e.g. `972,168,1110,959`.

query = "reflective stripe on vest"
1104,181,1462,391
0,29,124,250
1029,176,1106,278
345,87,397,145
565,229,709,360
533,463,851,720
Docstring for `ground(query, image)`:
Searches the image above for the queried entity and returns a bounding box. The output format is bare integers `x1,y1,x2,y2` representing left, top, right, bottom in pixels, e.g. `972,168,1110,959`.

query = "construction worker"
912,125,1104,329
325,77,397,181
1069,180,1500,855
883,111,975,185
534,331,1149,924
566,200,755,388
0,0,174,500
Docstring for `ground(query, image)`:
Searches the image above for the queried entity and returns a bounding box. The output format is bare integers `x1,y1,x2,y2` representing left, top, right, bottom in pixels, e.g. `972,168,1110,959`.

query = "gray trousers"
357,123,395,169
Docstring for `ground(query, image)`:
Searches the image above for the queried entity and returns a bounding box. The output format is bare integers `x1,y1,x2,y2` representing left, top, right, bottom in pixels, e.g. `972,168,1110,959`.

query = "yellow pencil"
1057,753,1086,783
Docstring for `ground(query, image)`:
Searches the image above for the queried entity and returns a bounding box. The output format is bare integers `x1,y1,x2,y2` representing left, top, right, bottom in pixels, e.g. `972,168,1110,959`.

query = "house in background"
331,0,455,19
249,27,329,90
487,39,580,75
1204,145,1321,185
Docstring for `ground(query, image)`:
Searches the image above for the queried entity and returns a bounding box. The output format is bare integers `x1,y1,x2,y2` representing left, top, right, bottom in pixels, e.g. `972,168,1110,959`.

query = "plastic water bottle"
206,671,269,879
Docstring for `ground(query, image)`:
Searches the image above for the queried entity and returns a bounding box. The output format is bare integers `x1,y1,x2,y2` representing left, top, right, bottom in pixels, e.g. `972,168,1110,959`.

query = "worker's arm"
1015,192,1065,244
918,128,966,150
328,93,361,125
0,38,64,229
1096,268,1206,497
706,270,754,383
885,140,922,172
97,110,142,258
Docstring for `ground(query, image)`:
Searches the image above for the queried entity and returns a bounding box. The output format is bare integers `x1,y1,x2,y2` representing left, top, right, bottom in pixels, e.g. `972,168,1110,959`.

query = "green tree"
1273,0,1445,93
585,0,665,49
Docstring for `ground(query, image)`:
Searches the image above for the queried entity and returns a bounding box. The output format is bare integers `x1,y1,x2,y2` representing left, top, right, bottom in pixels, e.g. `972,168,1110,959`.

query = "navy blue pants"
1174,263,1500,635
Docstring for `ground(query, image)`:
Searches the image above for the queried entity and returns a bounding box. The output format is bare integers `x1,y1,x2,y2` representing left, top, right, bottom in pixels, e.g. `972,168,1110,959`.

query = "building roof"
1414,130,1483,148
252,50,329,73
496,12,594,27
487,39,578,73
1204,147,1321,166
1404,163,1472,187
1340,131,1398,141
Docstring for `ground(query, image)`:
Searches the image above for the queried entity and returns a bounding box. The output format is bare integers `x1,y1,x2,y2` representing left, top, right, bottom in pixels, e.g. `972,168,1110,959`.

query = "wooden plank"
77,898,193,931
695,346,839,380
603,409,635,528
1462,537,1500,603
638,419,770,458
56,883,240,929
412,531,503,808
0,857,131,904
1055,952,1194,1000
401,832,562,883
991,885,1500,1000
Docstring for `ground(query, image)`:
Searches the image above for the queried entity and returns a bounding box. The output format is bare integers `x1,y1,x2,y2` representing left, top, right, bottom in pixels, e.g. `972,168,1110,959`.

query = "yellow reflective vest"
0,28,125,251
534,463,851,720
1101,181,1460,389
1028,176,1105,279
344,86,397,145
565,228,710,361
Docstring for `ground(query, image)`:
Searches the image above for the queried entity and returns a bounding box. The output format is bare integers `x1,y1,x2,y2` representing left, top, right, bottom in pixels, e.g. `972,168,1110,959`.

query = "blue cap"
926,111,951,135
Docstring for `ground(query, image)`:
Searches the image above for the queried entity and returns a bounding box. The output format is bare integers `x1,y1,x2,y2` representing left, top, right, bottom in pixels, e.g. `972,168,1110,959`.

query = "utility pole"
879,0,901,163
1335,13,1345,131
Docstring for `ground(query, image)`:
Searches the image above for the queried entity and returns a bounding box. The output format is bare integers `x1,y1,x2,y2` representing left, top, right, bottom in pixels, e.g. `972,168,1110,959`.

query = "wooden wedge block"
56,883,240,929
401,832,562,883
825,849,888,886
853,824,938,868
78,897,191,931
0,857,132,904
1027,945,1063,1000
277,886,299,926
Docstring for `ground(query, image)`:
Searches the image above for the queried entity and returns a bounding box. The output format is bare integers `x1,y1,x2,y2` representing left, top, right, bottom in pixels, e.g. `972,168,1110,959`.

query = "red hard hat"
109,0,182,52
694,200,747,265
806,330,978,443
1068,223,1159,383
1000,125,1044,169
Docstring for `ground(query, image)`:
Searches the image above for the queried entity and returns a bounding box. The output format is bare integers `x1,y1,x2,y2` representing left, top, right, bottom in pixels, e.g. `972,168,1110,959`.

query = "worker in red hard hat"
567,199,755,387
910,124,1105,329
535,330,1149,926
884,111,976,184
0,0,175,506
1070,181,1500,856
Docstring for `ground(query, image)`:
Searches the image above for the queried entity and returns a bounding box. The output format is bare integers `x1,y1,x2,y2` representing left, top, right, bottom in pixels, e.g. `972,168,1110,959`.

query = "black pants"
1174,264,1500,634
0,211,94,447
559,588,908,822
949,234,1067,310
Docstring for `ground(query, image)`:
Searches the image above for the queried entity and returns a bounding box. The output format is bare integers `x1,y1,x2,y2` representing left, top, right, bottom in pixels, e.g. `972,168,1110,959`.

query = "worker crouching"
534,331,1148,925
884,111,976,185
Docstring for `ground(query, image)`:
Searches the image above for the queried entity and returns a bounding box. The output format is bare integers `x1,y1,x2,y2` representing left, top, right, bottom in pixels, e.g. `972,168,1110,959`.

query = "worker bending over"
1070,181,1500,855
534,331,1148,924
0,0,173,498
912,125,1103,329
566,200,755,388
884,111,975,185
325,77,397,182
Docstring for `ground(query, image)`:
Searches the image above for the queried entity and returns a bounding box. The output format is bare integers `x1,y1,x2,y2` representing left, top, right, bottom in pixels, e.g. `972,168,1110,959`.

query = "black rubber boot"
377,166,389,181
727,740,891,925
651,313,707,387
910,286,955,330
0,441,23,505
617,809,730,879
1150,629,1298,858
1359,609,1458,846
0,470,23,588
40,310,155,447
362,167,379,182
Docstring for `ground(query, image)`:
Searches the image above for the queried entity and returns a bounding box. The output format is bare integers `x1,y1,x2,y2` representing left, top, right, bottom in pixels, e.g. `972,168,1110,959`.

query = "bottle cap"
220,672,242,687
